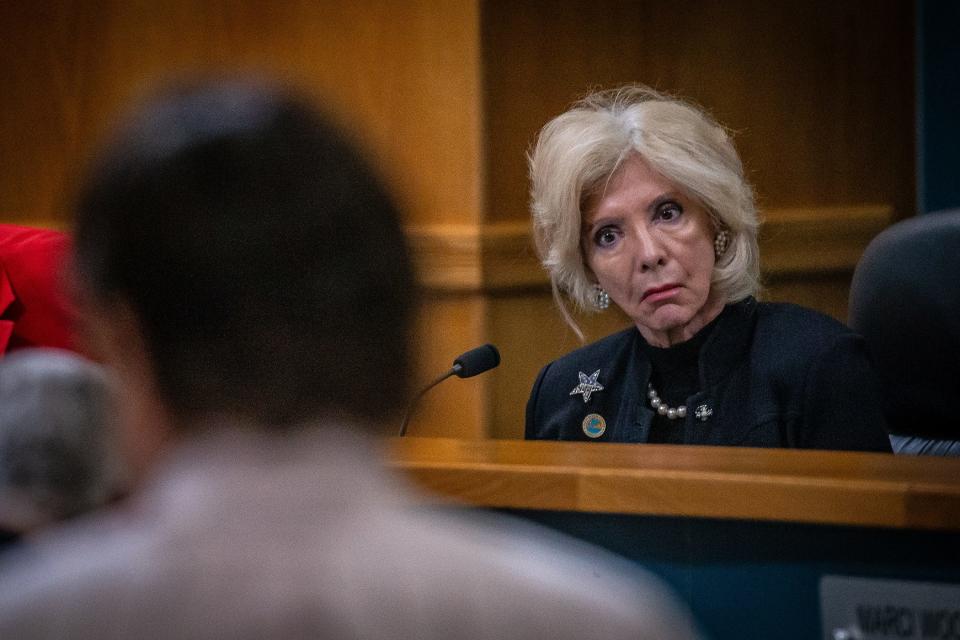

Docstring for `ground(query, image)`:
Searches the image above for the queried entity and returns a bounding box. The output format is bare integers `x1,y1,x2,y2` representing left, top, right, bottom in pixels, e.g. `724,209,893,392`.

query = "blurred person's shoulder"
371,499,701,639
0,428,701,639
0,502,158,634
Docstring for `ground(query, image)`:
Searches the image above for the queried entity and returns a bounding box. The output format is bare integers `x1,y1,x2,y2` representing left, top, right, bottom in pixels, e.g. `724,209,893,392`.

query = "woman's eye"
593,227,619,247
656,202,683,221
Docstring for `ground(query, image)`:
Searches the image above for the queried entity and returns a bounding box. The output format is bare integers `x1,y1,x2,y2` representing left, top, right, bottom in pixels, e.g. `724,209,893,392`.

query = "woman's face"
582,154,724,347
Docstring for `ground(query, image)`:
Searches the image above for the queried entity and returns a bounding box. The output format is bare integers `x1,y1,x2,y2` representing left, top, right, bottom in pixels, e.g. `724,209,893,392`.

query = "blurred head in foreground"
0,349,122,536
72,79,415,472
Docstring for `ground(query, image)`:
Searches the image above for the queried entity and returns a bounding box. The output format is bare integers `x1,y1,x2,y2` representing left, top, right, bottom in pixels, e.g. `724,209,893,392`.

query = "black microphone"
452,343,501,378
398,344,501,436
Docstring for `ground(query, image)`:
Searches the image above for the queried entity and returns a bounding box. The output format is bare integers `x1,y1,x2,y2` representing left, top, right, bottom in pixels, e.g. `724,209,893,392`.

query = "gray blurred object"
849,209,960,455
0,349,124,531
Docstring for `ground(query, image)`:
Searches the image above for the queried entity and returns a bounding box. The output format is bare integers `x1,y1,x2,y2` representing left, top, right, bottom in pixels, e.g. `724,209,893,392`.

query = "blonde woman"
526,86,890,451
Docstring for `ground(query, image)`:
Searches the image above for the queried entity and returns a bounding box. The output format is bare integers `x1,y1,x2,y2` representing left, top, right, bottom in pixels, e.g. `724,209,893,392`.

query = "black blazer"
525,298,892,451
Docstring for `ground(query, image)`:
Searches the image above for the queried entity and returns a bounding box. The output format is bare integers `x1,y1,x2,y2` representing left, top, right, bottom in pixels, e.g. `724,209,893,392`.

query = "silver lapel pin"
570,369,604,403
694,404,713,422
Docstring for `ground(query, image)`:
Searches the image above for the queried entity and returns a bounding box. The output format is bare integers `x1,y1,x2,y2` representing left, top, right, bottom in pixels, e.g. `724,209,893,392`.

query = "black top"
525,298,891,451
643,312,721,444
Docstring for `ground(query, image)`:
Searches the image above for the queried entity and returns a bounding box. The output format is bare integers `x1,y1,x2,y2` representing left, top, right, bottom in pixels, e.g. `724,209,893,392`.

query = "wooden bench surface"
387,437,960,530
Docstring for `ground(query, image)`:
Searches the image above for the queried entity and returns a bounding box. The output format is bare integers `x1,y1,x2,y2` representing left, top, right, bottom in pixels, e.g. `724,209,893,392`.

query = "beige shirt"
0,422,699,639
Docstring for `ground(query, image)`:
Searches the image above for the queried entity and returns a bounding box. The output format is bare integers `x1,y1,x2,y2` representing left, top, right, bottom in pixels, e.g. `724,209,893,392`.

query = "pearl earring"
593,286,610,310
714,230,729,258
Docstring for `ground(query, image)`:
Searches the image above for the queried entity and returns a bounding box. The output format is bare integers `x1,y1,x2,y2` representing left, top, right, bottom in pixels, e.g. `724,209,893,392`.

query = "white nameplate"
820,575,960,640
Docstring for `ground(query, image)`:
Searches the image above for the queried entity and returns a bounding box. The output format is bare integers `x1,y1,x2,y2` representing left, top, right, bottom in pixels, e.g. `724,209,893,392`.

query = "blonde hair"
529,85,760,338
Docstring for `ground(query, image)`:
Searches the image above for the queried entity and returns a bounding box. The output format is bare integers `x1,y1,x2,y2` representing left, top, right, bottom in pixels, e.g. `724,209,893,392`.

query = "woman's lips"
642,284,681,303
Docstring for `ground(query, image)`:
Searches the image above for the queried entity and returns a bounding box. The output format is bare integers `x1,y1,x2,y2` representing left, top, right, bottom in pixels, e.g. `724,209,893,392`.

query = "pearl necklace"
646,383,687,420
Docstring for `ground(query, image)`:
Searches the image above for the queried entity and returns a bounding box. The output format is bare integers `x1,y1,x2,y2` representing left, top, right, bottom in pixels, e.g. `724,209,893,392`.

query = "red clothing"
0,224,76,354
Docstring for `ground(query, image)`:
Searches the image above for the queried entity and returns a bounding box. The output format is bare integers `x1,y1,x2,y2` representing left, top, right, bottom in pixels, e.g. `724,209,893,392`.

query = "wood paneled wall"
0,1,483,227
481,0,915,224
0,0,492,438
0,1,915,439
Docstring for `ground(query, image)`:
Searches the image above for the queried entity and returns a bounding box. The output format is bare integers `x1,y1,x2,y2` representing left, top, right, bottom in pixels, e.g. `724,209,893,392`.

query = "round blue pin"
582,413,606,438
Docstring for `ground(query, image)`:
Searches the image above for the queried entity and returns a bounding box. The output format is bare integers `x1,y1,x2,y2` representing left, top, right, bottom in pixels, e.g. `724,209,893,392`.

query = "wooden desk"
388,438,960,530
387,439,960,640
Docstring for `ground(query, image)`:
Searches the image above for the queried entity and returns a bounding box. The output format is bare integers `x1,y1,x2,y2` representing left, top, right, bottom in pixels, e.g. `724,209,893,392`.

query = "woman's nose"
632,228,666,272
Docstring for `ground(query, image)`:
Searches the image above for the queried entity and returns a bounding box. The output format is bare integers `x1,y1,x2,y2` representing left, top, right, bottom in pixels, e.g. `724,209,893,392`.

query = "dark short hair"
73,80,415,427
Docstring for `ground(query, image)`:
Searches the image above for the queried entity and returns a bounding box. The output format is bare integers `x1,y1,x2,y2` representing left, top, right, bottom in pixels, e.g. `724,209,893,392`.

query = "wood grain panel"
388,438,960,530
19,203,892,293
408,221,543,291
409,295,490,439
481,0,914,224
759,204,893,275
0,0,483,226
0,0,490,437
408,204,893,292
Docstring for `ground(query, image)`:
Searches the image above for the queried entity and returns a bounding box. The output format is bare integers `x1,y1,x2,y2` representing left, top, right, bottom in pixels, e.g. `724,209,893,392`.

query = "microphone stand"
398,364,462,437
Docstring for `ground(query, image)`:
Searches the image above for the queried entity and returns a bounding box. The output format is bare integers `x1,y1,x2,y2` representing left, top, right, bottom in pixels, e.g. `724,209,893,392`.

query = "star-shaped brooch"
570,369,604,403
